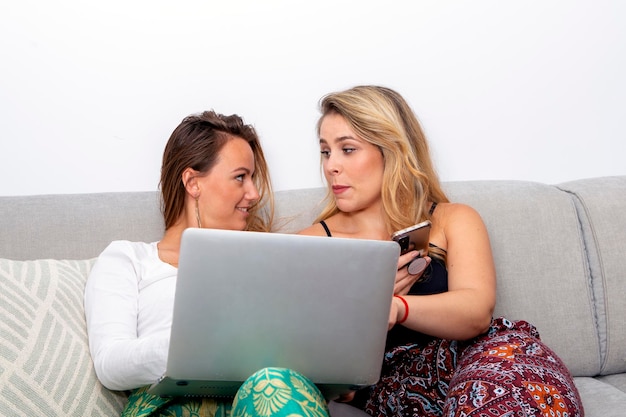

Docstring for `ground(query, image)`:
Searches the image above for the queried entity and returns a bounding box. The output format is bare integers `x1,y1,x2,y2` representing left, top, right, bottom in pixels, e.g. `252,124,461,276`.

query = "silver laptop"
148,227,400,400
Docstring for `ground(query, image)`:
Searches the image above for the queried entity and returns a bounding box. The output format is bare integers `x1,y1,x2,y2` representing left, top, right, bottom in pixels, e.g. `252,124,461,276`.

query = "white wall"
1,0,624,196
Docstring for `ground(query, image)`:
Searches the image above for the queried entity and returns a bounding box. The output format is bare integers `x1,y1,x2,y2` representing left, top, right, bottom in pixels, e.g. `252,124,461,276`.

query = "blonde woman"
300,86,583,417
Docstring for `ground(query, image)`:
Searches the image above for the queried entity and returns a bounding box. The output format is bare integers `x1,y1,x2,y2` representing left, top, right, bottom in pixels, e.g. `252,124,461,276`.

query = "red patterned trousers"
358,317,584,417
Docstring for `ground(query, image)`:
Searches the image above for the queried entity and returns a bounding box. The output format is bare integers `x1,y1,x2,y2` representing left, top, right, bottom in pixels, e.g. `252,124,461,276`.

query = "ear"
181,167,200,198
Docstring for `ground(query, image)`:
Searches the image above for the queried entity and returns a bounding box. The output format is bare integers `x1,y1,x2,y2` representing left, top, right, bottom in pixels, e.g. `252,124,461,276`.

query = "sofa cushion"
443,180,600,376
574,376,626,417
558,176,626,376
0,258,126,416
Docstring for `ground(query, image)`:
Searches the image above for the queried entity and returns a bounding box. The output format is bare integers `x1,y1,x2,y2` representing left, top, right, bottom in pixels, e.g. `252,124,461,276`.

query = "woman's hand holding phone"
392,221,432,295
394,251,431,295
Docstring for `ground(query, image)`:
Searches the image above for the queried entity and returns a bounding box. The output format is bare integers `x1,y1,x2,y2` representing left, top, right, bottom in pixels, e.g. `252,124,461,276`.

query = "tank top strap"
319,220,332,237
321,205,436,237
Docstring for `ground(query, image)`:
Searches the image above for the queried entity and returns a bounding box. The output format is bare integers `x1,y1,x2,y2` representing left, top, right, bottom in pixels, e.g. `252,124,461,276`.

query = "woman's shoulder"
96,240,159,266
298,223,329,236
88,241,161,288
298,213,352,237
432,201,484,223
430,202,488,247
103,240,157,255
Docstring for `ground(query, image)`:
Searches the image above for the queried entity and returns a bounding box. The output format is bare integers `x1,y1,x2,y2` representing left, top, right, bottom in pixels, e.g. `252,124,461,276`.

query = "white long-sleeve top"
84,240,176,391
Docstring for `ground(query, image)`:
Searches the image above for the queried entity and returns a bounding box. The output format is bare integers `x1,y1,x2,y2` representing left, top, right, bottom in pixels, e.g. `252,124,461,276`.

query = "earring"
195,196,202,228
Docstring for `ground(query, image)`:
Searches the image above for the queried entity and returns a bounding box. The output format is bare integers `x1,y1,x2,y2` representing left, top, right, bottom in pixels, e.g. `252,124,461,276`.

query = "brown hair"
160,110,274,232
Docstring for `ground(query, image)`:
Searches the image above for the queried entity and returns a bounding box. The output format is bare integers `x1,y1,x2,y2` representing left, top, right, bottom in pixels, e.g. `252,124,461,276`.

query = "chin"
335,201,358,213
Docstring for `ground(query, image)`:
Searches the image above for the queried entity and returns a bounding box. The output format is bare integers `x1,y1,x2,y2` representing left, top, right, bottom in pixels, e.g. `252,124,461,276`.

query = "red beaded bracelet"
394,295,409,324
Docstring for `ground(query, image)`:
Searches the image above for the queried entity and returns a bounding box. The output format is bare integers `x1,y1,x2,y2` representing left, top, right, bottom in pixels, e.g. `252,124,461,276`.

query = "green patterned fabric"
122,367,329,417
121,385,230,417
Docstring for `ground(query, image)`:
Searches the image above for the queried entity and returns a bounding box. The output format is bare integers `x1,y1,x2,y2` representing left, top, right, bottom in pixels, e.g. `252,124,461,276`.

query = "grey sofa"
1,176,625,416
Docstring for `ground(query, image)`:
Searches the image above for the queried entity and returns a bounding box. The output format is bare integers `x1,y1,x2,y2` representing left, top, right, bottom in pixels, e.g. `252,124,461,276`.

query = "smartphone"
391,220,432,256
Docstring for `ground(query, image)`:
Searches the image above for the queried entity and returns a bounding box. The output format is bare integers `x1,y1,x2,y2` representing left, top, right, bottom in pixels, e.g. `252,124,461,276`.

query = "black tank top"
318,204,448,348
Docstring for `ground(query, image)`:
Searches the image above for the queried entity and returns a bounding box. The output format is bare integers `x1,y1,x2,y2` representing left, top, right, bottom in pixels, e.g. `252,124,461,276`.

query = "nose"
324,153,340,176
246,181,260,202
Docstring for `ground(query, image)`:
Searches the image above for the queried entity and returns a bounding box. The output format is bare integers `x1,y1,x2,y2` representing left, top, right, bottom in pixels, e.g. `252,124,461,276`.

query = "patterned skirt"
121,367,329,417
357,317,584,417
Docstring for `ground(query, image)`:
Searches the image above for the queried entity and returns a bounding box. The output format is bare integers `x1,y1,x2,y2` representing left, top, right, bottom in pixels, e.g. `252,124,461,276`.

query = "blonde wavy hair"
314,85,449,260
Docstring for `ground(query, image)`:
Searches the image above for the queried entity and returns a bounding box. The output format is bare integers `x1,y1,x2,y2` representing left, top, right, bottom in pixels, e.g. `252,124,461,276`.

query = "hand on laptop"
336,390,356,403
394,251,431,295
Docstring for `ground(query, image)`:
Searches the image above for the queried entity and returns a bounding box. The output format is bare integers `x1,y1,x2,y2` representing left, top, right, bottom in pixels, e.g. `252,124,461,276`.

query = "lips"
332,185,349,194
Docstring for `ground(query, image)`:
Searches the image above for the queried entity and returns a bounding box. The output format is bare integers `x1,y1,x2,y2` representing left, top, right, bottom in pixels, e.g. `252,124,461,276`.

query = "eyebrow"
232,167,253,175
319,135,356,144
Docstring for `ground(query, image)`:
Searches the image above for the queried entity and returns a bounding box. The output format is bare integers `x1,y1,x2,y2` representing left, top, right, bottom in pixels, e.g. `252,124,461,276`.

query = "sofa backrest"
0,188,328,261
0,192,164,260
2,176,625,379
558,177,626,376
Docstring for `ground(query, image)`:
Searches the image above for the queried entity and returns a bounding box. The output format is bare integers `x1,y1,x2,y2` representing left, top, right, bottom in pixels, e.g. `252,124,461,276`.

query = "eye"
320,149,330,158
343,147,356,154
235,174,245,182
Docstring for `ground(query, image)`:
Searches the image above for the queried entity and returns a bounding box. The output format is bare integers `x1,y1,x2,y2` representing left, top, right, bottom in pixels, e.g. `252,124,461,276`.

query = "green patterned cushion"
0,258,128,416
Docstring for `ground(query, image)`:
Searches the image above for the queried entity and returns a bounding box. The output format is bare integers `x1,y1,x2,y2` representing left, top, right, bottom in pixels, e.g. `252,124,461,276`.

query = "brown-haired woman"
85,111,329,417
